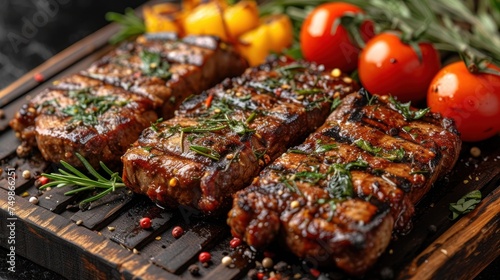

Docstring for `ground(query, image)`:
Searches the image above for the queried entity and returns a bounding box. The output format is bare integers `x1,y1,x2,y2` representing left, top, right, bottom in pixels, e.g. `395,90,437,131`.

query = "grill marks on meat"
84,34,247,118
10,75,157,168
122,58,358,214
10,35,247,167
227,91,461,275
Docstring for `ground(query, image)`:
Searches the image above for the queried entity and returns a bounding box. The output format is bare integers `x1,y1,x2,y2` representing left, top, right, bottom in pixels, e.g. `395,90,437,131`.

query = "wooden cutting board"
0,3,499,280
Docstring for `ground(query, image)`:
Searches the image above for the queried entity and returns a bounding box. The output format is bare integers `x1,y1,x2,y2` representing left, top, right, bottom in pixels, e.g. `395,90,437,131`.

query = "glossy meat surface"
10,74,157,168
122,58,358,213
227,91,461,275
84,34,248,118
10,34,247,167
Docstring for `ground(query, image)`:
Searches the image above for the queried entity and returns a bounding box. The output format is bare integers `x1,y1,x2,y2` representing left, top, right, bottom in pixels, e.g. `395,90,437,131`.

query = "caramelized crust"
227,91,461,275
10,35,247,167
122,58,358,213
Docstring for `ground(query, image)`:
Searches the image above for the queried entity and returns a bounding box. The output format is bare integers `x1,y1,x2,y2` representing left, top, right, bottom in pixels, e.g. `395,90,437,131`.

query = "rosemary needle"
41,153,125,209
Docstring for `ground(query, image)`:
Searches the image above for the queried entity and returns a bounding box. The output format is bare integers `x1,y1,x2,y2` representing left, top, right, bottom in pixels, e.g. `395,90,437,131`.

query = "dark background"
0,0,144,90
0,0,498,279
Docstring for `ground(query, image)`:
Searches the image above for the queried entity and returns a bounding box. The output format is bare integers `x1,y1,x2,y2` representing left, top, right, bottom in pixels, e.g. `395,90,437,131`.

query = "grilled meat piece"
84,34,248,118
227,91,461,275
9,74,157,168
122,58,358,213
10,35,247,167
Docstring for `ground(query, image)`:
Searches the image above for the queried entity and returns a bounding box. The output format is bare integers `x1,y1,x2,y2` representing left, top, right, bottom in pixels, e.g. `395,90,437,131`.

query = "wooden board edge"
0,188,176,280
398,185,500,280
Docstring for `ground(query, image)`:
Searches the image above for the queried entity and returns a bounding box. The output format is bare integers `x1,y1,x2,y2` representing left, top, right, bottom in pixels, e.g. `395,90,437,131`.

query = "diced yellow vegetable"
183,2,229,40
182,0,228,12
223,1,259,39
143,3,182,34
261,14,294,53
238,24,272,66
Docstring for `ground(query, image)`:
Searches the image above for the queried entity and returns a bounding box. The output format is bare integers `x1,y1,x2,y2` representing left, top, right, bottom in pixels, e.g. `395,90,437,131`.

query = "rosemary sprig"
40,153,125,210
260,0,500,68
330,96,342,111
106,8,146,44
189,145,221,161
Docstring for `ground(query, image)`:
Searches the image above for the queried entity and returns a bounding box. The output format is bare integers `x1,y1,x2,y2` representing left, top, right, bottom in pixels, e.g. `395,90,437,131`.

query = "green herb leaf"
294,171,326,184
246,112,257,124
315,143,338,153
402,126,413,132
388,96,430,121
189,145,220,161
449,190,482,220
61,88,126,125
355,139,405,162
40,153,125,210
296,88,323,95
355,139,382,154
288,149,308,154
331,96,342,111
106,8,145,44
327,159,368,199
139,50,172,79
150,118,163,132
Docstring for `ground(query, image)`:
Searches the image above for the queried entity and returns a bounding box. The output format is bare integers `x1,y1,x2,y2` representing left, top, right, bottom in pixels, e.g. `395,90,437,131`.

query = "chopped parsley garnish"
388,96,430,121
139,50,172,79
61,88,126,125
355,139,405,162
449,190,482,220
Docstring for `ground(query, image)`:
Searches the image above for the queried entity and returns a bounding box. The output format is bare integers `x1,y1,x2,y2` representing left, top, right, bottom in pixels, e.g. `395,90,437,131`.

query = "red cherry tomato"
427,61,500,142
300,2,374,72
140,217,151,229
358,32,441,102
198,252,211,263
